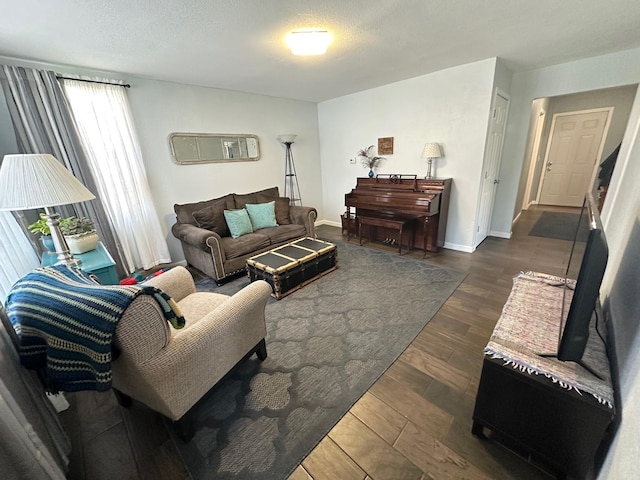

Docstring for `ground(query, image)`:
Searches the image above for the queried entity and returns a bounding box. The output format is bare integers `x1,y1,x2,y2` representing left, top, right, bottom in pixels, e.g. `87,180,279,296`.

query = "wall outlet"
47,392,70,412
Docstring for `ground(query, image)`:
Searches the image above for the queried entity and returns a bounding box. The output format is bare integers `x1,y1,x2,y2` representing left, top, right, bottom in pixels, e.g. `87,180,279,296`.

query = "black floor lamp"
278,134,302,206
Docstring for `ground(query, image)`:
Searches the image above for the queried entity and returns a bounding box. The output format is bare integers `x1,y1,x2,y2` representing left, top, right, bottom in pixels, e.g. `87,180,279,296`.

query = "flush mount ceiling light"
286,30,332,56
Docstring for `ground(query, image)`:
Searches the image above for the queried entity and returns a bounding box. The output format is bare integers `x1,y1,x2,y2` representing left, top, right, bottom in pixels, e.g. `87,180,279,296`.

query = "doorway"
522,107,546,210
537,108,611,207
475,88,510,246
516,84,637,219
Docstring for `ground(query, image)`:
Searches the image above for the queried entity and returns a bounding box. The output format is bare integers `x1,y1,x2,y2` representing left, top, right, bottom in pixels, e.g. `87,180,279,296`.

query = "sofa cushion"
257,194,291,225
256,224,306,244
224,209,254,238
220,233,271,259
174,194,234,225
234,186,279,209
192,199,231,237
246,201,278,230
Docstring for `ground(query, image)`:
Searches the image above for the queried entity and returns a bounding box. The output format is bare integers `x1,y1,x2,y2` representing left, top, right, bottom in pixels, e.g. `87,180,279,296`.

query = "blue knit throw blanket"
5,264,185,392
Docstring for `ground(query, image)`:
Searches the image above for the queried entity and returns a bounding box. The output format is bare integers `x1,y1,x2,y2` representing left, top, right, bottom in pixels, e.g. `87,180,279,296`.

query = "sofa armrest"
172,223,220,248
289,205,317,237
143,265,196,302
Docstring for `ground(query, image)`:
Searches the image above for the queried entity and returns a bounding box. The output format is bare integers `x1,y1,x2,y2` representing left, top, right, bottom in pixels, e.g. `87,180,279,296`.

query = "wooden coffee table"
246,237,337,299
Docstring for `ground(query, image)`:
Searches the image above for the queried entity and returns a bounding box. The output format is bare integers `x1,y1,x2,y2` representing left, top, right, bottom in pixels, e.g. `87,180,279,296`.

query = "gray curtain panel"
0,65,127,278
0,306,70,480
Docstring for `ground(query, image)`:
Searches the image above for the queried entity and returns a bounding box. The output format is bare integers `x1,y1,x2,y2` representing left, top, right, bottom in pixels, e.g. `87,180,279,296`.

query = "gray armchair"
111,266,271,440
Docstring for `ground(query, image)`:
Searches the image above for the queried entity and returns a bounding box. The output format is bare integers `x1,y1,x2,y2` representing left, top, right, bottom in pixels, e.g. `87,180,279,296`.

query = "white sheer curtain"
0,211,39,302
61,80,170,272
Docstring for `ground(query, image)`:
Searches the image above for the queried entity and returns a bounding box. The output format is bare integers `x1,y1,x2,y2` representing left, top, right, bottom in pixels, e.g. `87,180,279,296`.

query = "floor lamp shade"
0,154,95,210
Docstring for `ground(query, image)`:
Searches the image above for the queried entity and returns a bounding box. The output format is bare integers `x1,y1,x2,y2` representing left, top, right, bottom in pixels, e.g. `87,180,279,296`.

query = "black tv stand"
472,272,617,479
537,352,605,381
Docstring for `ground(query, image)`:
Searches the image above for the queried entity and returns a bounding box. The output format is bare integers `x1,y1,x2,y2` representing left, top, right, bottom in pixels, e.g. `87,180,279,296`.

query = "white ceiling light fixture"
286,30,332,56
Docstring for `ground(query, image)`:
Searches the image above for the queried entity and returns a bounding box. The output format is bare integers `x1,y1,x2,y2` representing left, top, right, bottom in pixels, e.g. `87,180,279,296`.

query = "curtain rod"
56,75,131,88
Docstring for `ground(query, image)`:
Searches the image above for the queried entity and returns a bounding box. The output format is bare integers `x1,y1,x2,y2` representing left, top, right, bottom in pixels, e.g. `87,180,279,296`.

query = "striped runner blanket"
5,264,185,392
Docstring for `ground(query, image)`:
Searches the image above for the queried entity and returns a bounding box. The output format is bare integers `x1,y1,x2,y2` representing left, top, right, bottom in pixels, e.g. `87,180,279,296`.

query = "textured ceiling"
1,0,639,102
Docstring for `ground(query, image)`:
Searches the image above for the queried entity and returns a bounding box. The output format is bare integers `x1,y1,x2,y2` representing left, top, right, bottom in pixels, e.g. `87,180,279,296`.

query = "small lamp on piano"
421,143,443,179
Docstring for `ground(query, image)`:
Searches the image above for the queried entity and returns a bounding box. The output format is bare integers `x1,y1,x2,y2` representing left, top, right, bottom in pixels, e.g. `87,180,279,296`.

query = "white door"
538,110,610,207
475,89,509,246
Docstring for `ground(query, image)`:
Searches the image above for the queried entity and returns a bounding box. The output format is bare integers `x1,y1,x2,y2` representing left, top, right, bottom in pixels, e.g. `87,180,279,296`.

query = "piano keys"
344,175,452,254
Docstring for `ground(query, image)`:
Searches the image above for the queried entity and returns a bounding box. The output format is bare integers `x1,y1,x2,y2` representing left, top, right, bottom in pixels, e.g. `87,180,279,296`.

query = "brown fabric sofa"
172,187,317,283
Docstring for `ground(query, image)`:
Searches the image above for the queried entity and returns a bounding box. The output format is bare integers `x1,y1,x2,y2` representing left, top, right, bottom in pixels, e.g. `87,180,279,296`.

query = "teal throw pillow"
223,209,254,238
245,201,278,230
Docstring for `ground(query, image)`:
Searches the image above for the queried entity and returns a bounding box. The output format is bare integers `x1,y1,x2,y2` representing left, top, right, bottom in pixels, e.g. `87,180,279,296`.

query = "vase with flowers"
357,145,385,177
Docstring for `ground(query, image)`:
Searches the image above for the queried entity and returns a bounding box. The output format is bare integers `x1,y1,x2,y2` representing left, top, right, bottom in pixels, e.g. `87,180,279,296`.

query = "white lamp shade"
277,134,297,144
286,30,331,56
0,154,95,210
421,143,443,159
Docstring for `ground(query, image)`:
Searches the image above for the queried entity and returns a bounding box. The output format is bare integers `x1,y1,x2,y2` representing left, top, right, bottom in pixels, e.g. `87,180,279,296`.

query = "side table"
41,241,119,285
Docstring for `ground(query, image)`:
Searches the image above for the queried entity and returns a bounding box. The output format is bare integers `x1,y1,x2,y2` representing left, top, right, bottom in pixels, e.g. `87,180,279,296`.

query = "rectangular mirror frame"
169,133,260,164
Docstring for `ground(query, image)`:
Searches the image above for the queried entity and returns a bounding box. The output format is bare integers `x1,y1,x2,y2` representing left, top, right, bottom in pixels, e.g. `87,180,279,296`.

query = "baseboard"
512,211,521,225
316,219,341,228
443,242,475,253
490,230,512,239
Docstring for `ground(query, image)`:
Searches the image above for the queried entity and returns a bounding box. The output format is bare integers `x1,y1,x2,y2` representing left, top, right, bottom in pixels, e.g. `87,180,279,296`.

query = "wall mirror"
169,133,260,164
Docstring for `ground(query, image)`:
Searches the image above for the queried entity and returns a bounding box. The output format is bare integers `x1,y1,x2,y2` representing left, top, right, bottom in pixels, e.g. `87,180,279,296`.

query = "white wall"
598,91,640,480
493,48,640,235
317,58,497,251
125,79,322,261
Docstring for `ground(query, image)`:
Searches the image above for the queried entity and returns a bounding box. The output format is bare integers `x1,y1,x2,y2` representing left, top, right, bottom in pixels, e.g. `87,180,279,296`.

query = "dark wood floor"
60,206,577,480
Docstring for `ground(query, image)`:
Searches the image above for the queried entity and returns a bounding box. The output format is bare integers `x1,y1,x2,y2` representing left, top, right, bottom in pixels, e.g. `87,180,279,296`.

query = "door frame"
475,87,510,246
535,107,613,205
522,107,546,210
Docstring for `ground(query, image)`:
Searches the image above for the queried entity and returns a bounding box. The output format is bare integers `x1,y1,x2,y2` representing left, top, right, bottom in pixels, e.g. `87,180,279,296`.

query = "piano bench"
358,215,416,255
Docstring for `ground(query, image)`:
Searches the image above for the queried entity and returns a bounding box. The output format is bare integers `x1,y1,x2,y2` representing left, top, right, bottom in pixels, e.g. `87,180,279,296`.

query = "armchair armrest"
143,265,195,302
289,205,317,237
138,280,272,419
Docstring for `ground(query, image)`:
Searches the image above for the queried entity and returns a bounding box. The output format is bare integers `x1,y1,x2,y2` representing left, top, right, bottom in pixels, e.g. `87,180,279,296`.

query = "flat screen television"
557,192,609,364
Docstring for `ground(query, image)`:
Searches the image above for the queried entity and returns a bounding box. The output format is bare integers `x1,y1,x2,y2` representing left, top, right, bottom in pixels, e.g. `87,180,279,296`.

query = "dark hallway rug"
173,240,466,480
529,211,584,241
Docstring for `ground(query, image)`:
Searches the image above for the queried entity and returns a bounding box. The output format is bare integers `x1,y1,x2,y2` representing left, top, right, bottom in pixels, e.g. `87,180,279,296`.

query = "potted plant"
28,213,56,251
28,214,99,254
357,145,385,177
60,216,99,254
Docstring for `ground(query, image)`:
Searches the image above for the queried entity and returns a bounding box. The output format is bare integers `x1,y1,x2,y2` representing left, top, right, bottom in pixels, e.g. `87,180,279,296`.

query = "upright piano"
344,175,452,253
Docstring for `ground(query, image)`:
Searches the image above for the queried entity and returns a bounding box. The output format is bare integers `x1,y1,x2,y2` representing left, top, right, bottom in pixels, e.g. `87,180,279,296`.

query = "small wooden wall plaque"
378,137,394,155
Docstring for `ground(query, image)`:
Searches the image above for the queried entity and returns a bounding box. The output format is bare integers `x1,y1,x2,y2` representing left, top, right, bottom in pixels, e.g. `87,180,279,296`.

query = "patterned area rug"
528,211,585,241
175,240,466,479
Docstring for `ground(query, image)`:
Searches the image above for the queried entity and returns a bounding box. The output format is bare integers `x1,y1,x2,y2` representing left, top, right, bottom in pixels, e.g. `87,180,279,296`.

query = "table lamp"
421,143,443,179
0,153,96,265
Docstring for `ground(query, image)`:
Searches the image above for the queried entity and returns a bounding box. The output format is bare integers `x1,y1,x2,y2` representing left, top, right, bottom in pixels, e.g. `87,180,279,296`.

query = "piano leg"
423,217,430,257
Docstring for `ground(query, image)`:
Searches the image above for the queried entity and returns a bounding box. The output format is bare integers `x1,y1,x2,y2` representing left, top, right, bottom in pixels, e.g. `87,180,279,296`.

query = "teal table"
41,241,119,285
